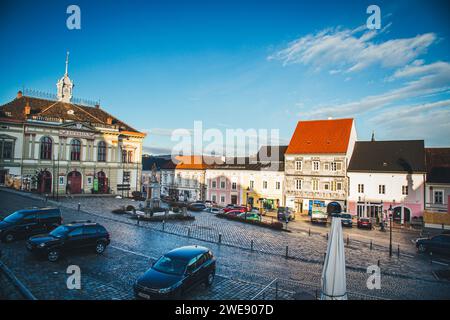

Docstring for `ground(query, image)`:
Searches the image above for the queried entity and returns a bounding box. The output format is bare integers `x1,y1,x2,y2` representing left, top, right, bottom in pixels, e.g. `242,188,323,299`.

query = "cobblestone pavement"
1,189,450,300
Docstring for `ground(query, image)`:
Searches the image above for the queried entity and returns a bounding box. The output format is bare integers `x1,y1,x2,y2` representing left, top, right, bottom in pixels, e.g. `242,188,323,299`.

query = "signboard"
59,129,96,139
117,183,131,191
93,178,99,192
308,200,326,216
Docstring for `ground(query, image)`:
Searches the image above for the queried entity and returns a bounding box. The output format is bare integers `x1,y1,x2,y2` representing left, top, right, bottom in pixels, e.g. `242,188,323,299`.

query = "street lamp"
388,204,393,257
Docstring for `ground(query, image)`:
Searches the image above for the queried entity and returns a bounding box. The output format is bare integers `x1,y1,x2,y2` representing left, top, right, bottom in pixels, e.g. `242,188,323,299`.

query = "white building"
347,140,426,224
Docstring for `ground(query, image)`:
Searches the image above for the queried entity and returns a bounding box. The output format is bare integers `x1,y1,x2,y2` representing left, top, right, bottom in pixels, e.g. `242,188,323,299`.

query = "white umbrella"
321,217,347,300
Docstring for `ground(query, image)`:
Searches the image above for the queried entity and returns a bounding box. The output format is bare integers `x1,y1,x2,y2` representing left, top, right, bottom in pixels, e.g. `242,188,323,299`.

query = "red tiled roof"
286,118,353,154
174,156,209,170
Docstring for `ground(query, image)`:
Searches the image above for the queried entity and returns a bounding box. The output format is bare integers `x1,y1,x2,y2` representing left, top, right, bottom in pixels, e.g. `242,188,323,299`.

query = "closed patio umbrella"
321,217,347,300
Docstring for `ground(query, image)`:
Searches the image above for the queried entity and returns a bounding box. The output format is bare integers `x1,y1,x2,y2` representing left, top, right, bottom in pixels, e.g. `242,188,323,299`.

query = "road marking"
432,260,449,267
110,245,157,260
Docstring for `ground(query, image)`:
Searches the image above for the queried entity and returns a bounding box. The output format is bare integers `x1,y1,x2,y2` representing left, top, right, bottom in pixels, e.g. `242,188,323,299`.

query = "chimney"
24,101,31,116
95,103,100,109
106,117,113,125
17,91,23,99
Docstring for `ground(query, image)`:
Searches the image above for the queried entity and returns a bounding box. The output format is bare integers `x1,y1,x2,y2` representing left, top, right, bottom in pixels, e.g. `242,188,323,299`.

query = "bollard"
285,246,289,258
397,244,400,258
346,235,349,246
326,233,328,240
137,215,140,225
218,233,222,244
430,252,433,265
323,252,326,261
308,228,311,236
162,220,165,231
370,240,373,250
275,281,279,300
77,203,81,212
188,227,191,238
251,240,254,251
377,259,380,267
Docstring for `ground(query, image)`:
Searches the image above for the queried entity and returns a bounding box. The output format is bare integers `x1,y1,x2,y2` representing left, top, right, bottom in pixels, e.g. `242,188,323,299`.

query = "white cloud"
268,26,436,74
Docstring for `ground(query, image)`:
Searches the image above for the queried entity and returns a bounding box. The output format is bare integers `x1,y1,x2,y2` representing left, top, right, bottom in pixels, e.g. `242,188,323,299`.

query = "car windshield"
152,256,187,276
341,214,351,219
49,226,71,238
3,211,24,223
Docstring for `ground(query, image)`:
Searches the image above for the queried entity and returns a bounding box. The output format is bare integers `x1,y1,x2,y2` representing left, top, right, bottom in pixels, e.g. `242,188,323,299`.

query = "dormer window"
67,110,74,115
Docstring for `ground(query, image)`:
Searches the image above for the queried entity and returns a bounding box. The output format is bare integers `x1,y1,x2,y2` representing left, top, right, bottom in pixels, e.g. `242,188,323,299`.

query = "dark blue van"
0,207,62,243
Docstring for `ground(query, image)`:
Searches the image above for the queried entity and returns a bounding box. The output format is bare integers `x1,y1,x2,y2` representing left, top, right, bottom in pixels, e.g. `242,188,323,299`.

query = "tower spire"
65,51,70,75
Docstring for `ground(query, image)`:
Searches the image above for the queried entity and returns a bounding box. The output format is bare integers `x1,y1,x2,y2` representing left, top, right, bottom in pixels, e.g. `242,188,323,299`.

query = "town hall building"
0,54,145,196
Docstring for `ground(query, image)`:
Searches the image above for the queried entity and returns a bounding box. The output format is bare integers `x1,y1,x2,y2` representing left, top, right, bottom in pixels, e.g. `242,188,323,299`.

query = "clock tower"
56,52,74,103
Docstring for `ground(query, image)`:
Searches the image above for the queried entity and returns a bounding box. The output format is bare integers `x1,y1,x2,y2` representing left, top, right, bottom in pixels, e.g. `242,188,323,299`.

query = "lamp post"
389,204,393,257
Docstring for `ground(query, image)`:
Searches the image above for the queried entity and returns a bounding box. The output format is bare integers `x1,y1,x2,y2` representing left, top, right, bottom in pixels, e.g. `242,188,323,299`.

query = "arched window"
70,139,81,161
40,136,52,160
127,150,133,163
97,141,106,162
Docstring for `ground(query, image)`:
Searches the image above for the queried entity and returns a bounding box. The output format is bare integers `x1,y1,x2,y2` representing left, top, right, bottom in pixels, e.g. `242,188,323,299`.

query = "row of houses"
151,118,450,225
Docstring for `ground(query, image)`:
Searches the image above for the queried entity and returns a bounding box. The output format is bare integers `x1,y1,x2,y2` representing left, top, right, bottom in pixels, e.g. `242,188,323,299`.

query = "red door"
97,171,107,193
38,170,52,194
67,171,82,194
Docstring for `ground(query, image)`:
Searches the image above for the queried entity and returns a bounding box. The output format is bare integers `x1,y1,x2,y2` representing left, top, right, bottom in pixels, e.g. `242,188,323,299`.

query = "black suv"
416,233,450,256
26,221,110,262
0,207,62,243
134,245,216,299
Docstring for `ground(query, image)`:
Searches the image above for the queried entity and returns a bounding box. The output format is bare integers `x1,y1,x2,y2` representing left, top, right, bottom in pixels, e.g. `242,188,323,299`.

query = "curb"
0,260,37,300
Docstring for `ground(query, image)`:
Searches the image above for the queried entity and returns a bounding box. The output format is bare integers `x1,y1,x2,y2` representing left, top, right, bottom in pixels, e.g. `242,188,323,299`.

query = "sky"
1,0,449,155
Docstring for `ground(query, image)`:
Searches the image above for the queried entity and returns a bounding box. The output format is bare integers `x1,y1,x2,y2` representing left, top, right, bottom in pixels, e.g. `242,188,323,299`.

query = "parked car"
134,245,216,299
340,213,353,228
204,201,215,208
357,217,373,229
0,207,62,243
277,207,294,221
225,210,242,217
311,211,328,224
416,234,450,255
26,221,110,262
223,205,246,213
188,203,206,211
238,212,261,222
205,208,221,214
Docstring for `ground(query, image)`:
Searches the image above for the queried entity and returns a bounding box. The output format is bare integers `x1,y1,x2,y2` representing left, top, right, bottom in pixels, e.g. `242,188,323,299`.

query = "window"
97,141,106,162
295,179,302,190
312,180,319,191
249,180,254,189
263,181,268,189
312,161,320,171
68,227,83,237
123,171,131,183
324,183,330,191
231,182,237,190
331,162,342,171
324,163,330,171
220,181,226,189
40,136,52,160
220,195,225,203
295,161,302,171
212,180,217,188
434,190,444,204
211,195,217,203
358,184,364,193
378,185,386,194
0,140,13,159
331,181,337,191
122,150,127,163
275,181,281,190
70,139,81,161
127,151,133,163
402,185,408,195
336,182,343,191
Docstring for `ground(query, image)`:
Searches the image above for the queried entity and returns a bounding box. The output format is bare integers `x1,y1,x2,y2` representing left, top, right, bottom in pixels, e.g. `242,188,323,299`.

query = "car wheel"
95,242,106,254
48,250,60,262
3,233,14,243
418,244,427,253
205,272,215,287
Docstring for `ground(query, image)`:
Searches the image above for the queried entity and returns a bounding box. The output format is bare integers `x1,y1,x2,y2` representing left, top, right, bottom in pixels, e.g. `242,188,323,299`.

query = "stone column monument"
145,163,161,210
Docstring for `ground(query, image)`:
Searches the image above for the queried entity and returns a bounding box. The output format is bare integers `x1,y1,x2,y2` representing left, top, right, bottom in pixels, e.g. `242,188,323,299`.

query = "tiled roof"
348,140,426,173
425,148,450,184
257,145,288,162
286,118,353,154
0,95,142,134
161,155,209,170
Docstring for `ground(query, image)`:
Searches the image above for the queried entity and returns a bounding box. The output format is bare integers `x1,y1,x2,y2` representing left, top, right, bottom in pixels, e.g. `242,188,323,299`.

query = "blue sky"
1,0,449,154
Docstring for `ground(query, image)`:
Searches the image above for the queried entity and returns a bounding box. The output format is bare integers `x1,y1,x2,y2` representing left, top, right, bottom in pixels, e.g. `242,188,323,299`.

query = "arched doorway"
393,206,411,224
38,170,52,194
97,171,108,194
67,171,82,194
327,202,342,215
